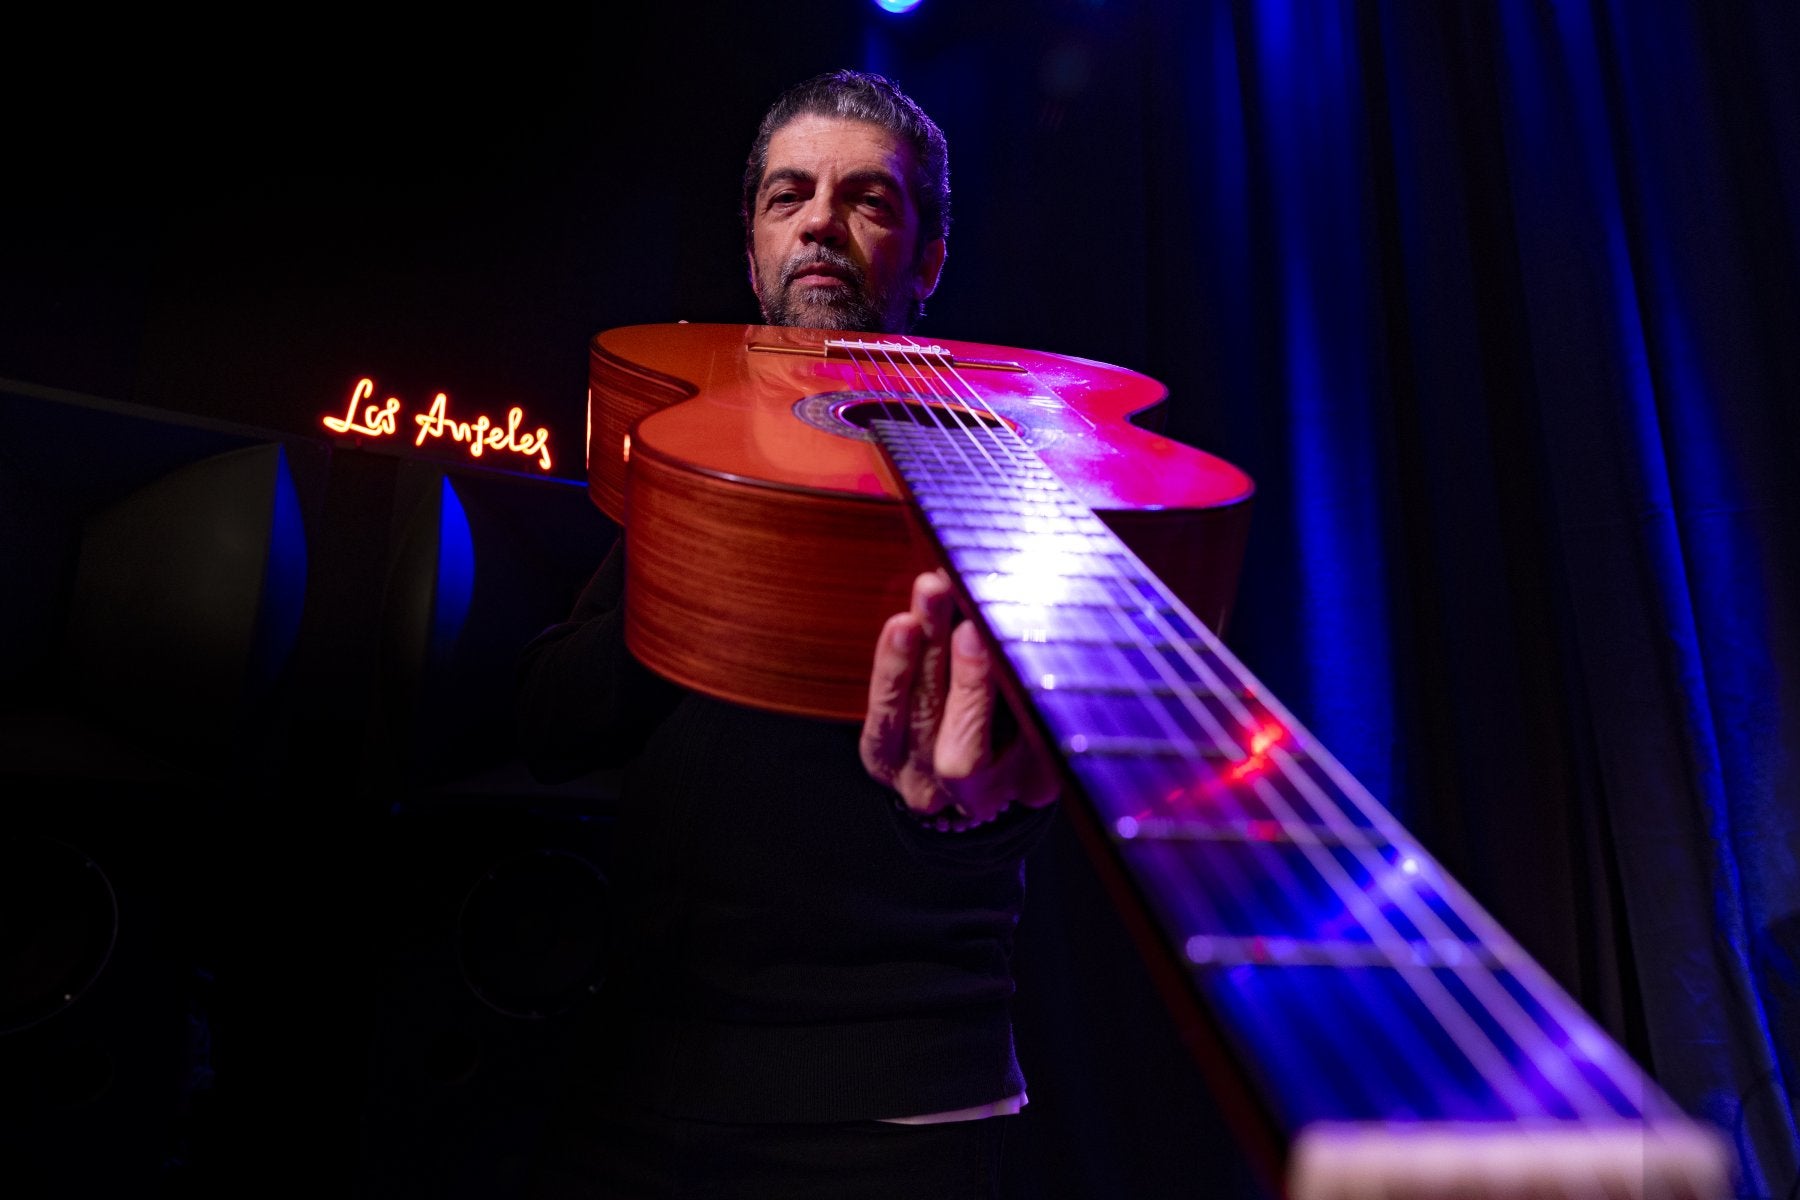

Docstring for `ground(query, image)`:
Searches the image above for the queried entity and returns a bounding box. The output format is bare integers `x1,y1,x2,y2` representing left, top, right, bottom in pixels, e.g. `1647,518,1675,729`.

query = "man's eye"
860,194,890,210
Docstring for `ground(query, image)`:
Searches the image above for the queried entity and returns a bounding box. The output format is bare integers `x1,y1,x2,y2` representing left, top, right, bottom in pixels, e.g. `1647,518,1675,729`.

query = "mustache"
780,248,865,289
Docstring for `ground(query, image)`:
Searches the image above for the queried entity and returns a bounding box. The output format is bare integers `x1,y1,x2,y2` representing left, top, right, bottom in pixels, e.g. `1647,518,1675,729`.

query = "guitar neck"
869,416,1732,1199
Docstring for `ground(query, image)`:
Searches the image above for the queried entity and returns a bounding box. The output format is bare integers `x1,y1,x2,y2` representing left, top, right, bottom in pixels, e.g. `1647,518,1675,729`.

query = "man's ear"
746,247,761,296
914,238,946,301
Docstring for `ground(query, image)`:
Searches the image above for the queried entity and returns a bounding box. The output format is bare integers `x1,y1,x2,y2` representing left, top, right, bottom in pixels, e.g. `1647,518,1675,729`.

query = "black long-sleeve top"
513,539,1054,1122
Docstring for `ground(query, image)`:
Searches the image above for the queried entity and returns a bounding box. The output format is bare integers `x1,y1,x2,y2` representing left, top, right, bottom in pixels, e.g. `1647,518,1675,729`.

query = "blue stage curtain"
1153,3,1799,1194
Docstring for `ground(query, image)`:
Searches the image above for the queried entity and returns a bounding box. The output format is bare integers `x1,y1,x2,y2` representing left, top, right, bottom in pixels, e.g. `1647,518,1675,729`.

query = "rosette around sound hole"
792,391,1016,442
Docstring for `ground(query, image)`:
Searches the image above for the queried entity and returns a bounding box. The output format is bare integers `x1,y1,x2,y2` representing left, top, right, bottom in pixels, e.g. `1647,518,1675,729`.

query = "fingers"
861,570,955,816
904,570,954,785
937,621,1063,823
935,620,995,780
862,570,1062,827
858,611,921,790
939,620,1067,824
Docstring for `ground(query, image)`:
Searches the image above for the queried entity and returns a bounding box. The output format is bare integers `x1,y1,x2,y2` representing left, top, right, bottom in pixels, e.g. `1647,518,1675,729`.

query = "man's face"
748,114,945,335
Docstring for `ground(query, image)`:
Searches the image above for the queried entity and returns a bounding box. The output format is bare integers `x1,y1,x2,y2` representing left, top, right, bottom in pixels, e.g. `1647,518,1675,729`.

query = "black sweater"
513,540,1054,1122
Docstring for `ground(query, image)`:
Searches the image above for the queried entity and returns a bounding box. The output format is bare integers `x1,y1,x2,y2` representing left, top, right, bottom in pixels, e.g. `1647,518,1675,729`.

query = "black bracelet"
891,794,1004,833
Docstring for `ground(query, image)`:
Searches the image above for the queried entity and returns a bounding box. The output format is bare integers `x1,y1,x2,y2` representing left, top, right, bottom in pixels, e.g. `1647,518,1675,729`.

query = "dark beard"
757,249,911,334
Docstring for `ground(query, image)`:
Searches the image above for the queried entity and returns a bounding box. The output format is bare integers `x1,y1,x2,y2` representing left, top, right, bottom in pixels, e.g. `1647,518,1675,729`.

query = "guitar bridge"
748,336,1026,372
822,337,952,364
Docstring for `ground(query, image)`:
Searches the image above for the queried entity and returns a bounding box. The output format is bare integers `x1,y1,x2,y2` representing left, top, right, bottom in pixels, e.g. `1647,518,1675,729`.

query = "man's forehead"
762,114,916,185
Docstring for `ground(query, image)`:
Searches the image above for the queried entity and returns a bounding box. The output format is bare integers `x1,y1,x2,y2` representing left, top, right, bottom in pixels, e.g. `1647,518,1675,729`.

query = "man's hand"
859,570,1060,830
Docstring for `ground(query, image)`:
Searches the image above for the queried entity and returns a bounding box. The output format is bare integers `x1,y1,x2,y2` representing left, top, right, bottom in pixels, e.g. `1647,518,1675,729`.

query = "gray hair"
740,68,951,261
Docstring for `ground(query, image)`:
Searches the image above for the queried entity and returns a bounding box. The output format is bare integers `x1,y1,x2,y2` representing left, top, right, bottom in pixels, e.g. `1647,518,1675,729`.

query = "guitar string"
831,340,1537,1117
854,336,1635,1123
878,347,1559,1118
845,337,1651,1124
929,349,1647,1125
912,345,1644,1124
1083,563,1633,1123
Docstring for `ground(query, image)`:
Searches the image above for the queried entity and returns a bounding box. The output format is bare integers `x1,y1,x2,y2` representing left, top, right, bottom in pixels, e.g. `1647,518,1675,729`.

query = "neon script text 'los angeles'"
322,378,553,471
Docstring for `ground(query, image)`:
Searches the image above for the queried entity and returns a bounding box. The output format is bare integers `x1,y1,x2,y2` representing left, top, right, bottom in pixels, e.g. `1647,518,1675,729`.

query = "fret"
1211,785,1640,1123
1030,688,1223,761
903,455,1044,482
942,546,1131,578
1058,750,1384,837
910,479,1064,502
966,572,1179,614
1006,639,1252,693
886,459,1057,488
1180,936,1506,970
1117,815,1388,849
979,602,1223,652
934,527,1124,556
932,511,1099,536
1054,733,1225,758
878,421,1039,456
983,605,1188,645
1024,670,1263,727
882,420,1047,451
1023,677,1194,699
1025,679,1305,787
933,526,1026,552
1205,965,1592,1125
916,494,1093,518
962,574,1132,608
1118,837,1484,954
899,459,1058,485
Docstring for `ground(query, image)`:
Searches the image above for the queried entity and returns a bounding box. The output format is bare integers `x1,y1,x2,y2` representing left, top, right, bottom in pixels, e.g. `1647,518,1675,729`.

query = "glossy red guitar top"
587,322,1255,720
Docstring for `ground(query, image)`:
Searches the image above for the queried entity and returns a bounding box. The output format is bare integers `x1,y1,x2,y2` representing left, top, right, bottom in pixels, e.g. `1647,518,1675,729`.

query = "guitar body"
588,322,1255,720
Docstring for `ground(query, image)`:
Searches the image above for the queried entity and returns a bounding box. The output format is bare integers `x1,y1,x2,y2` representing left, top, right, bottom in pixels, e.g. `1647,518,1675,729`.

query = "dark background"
2,4,1269,1197
6,2,1212,457
4,1,1795,1197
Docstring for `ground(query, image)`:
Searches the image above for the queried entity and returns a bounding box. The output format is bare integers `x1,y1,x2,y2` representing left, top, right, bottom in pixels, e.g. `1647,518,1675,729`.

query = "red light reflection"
1226,721,1287,782
1146,720,1292,818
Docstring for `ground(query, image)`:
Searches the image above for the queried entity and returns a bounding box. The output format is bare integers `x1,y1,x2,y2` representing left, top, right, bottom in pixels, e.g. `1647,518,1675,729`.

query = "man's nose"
799,197,845,245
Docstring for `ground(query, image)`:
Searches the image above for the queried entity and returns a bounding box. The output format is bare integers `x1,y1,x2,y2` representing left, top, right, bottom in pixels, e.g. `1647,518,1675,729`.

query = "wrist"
890,793,1008,833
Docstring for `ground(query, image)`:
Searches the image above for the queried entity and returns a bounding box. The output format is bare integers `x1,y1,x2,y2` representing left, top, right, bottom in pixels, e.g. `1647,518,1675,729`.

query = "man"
517,69,1058,1199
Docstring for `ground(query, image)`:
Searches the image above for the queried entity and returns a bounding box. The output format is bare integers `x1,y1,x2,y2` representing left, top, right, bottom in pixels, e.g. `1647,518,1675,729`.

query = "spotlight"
873,0,923,13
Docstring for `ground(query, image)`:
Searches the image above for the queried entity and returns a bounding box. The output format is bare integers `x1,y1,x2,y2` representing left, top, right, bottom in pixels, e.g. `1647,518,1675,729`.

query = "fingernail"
953,621,985,658
891,622,918,652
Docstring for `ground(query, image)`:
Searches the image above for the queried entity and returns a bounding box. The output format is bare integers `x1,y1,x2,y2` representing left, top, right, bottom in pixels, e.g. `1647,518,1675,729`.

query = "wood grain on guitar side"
589,322,1254,720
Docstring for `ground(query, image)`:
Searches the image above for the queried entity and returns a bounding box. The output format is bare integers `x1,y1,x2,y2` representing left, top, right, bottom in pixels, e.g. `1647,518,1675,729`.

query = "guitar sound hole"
793,391,1013,442
838,399,1007,431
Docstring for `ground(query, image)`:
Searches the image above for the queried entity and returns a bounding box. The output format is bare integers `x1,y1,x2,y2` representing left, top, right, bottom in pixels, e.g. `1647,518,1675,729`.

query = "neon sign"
322,378,553,471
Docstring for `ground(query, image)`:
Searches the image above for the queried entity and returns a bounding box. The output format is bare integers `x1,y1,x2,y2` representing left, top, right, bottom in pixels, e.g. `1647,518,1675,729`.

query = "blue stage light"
873,0,923,13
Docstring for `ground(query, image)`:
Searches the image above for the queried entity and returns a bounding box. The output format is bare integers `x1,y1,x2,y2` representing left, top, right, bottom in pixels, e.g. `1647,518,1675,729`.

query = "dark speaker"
340,449,622,1196
369,459,616,790
0,381,333,1197
0,772,222,1199
0,381,324,769
0,380,625,1195
354,793,617,1200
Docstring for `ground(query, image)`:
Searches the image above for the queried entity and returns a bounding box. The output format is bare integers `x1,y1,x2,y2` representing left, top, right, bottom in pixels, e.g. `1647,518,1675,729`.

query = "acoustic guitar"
586,321,1733,1199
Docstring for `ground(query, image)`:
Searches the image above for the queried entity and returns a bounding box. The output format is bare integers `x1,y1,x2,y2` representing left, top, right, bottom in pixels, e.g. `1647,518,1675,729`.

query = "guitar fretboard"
870,415,1728,1194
